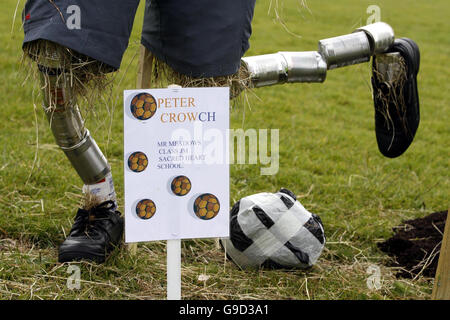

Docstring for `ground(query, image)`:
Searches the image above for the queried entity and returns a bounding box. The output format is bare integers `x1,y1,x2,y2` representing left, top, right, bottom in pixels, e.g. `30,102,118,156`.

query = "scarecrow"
21,0,420,264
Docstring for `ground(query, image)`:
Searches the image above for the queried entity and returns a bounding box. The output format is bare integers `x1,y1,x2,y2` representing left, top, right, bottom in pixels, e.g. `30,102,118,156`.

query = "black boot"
372,38,421,158
58,200,124,263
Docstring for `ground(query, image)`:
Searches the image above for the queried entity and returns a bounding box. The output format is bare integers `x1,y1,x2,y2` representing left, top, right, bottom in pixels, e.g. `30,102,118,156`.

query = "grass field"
0,0,448,299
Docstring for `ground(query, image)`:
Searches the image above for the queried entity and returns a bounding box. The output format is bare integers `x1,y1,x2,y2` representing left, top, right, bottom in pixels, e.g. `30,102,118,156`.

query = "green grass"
0,0,448,299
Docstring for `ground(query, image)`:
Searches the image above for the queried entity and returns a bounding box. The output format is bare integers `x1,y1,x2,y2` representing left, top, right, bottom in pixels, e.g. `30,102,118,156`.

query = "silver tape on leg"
40,72,86,147
355,22,395,54
242,53,288,87
40,71,77,109
318,31,372,69
242,22,395,86
242,51,327,88
63,131,110,184
318,22,394,70
279,51,327,83
40,70,110,185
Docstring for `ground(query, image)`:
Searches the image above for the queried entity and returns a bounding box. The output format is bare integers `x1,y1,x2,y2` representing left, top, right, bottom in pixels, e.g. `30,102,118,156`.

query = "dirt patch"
378,210,447,278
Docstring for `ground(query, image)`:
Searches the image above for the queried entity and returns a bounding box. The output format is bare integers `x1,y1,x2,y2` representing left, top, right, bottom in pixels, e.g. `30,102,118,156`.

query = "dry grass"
1,0,447,300
0,235,432,300
21,39,116,113
372,54,409,135
148,55,252,100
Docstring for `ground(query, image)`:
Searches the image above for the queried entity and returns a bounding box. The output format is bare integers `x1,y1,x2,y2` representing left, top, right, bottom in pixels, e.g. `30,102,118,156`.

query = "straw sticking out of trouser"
21,39,115,112
149,55,252,101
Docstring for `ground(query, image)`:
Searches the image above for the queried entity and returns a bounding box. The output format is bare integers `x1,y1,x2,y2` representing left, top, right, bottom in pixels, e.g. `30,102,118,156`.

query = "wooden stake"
137,44,153,89
432,209,450,300
127,45,154,256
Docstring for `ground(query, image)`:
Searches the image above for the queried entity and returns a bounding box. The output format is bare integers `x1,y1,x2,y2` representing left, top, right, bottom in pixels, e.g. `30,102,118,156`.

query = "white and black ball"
220,188,326,269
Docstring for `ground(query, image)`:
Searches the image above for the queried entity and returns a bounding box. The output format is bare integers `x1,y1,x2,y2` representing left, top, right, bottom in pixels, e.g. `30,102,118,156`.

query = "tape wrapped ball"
220,188,326,269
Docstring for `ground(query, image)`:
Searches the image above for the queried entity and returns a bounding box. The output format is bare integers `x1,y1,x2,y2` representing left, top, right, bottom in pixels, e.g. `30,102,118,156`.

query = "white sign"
123,87,230,242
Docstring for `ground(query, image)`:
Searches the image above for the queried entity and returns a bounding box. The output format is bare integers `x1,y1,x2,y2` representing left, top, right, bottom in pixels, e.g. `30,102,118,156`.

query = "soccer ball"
128,152,148,172
193,193,220,220
171,175,192,196
130,93,157,120
220,188,326,270
135,199,156,220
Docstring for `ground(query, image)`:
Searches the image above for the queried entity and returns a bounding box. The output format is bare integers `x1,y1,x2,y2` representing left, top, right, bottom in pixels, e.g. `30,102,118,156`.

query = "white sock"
82,172,117,206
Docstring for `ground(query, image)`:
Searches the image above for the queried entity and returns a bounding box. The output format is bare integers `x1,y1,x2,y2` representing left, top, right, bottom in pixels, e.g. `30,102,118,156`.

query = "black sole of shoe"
58,251,107,264
58,241,124,264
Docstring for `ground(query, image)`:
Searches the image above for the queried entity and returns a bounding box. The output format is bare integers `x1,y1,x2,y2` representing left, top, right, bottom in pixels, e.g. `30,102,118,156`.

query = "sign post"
167,239,182,300
123,85,230,300
166,84,182,301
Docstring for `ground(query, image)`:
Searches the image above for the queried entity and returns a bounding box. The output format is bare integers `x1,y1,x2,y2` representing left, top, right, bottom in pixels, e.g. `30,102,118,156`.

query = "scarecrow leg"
242,22,396,87
243,22,420,158
38,63,115,204
37,58,123,263
21,0,140,263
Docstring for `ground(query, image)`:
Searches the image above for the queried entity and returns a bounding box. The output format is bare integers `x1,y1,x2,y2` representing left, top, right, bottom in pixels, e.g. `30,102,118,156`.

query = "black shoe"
372,38,421,158
58,200,124,263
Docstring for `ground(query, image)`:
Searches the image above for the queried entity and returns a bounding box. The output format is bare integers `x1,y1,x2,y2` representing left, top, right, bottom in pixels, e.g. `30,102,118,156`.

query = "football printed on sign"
135,199,157,220
130,93,157,120
127,152,148,173
193,193,221,220
124,87,229,242
171,176,192,196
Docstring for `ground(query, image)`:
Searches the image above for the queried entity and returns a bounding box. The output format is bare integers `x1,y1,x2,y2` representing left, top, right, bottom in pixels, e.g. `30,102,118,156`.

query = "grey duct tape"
221,190,326,269
355,22,395,54
40,70,110,185
242,51,327,88
241,53,288,88
243,22,395,87
318,22,395,69
318,31,372,70
280,51,327,83
62,132,111,185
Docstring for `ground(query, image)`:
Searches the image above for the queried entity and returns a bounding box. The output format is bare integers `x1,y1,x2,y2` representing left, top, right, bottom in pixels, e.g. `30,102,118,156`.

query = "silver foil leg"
318,31,372,69
319,22,395,69
39,68,110,185
280,51,328,84
242,22,395,88
355,22,395,54
241,53,288,88
242,51,327,88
